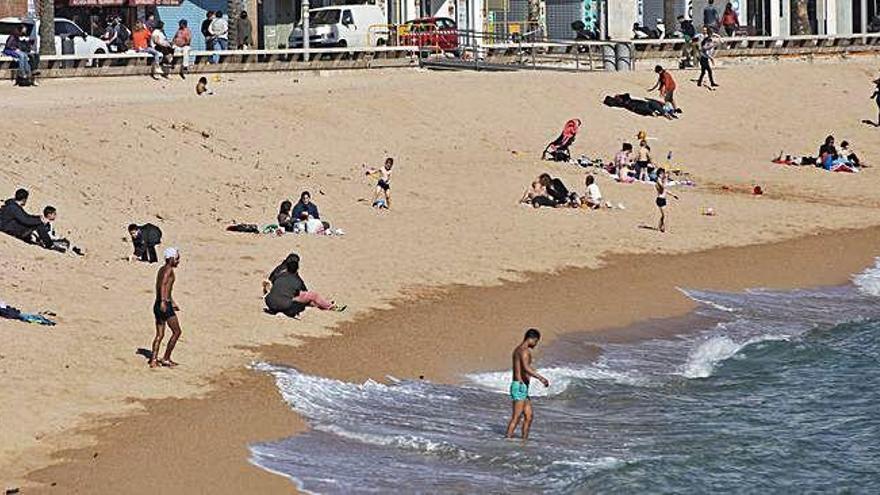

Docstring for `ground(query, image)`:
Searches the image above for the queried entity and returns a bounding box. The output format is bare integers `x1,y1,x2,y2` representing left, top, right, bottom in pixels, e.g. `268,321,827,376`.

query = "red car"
400,17,460,55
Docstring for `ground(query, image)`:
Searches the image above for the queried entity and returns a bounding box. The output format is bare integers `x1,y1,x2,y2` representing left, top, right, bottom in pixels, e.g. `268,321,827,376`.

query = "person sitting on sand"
364,158,394,209
614,143,635,182
818,135,840,170
263,253,344,317
34,206,84,255
196,76,213,95
0,188,47,243
277,200,294,232
292,191,320,221
582,175,603,209
839,141,862,168
547,175,577,207
128,223,163,263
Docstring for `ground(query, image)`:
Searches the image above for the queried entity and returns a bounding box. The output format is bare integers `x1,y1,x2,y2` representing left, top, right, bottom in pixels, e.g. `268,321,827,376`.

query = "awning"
129,0,183,4
67,0,125,6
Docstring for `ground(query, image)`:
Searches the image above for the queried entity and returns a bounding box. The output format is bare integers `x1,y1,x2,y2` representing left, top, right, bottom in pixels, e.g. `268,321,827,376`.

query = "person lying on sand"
263,253,345,317
150,248,183,368
520,176,548,206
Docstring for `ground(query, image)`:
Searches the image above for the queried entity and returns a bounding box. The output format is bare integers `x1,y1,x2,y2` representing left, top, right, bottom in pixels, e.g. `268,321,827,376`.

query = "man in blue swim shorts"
505,328,550,440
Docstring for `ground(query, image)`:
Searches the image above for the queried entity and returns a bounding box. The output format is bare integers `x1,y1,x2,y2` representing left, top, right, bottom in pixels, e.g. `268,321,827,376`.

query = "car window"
342,10,353,25
54,21,81,37
310,9,340,26
0,22,34,36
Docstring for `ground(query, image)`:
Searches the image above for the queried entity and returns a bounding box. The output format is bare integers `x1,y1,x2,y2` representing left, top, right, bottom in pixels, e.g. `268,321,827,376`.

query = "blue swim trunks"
509,381,529,401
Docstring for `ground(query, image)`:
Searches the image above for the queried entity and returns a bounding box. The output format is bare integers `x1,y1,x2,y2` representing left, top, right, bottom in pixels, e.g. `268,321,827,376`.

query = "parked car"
400,17,459,55
288,5,389,48
0,17,109,57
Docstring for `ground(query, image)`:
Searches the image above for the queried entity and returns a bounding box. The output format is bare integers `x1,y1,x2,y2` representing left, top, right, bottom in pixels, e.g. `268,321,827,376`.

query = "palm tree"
791,0,812,34
39,0,55,55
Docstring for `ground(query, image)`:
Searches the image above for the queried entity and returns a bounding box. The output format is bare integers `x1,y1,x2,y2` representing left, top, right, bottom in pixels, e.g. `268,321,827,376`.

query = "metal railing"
632,32,880,58
0,46,420,78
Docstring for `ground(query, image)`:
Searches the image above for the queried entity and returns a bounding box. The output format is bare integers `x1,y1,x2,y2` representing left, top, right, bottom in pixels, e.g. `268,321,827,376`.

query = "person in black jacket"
292,191,320,221
262,253,344,316
128,223,163,263
0,189,46,241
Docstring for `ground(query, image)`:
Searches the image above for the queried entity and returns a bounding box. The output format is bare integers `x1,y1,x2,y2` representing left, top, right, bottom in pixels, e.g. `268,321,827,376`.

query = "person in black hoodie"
0,189,46,242
128,223,163,263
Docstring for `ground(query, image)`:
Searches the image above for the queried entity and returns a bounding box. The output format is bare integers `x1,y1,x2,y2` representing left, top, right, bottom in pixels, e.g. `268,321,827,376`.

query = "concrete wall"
157,0,229,50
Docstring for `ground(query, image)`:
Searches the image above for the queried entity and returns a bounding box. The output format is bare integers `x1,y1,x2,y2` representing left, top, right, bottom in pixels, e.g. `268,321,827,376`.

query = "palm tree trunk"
39,0,55,55
663,0,677,36
791,0,812,34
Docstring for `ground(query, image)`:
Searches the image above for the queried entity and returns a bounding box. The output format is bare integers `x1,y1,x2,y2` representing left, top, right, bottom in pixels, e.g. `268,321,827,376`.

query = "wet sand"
24,226,880,493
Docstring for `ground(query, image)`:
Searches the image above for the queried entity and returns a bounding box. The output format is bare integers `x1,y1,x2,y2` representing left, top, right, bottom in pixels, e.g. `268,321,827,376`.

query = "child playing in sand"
364,157,394,209
196,76,213,95
655,168,679,233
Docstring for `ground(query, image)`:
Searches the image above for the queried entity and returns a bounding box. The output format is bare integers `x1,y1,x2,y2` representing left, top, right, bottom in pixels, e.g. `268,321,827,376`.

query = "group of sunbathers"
773,135,865,172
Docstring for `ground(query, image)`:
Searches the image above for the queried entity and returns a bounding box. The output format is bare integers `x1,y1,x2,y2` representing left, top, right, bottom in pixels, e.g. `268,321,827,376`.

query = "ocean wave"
467,365,641,397
681,334,791,379
852,258,880,297
679,288,738,313
314,424,480,461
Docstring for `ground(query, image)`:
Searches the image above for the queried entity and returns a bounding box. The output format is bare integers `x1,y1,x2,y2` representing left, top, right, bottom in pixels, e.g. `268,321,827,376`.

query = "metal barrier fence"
0,46,420,79
632,33,880,59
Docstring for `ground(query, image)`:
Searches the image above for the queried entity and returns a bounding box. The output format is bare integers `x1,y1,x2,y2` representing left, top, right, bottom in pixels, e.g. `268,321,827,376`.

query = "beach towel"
0,302,56,326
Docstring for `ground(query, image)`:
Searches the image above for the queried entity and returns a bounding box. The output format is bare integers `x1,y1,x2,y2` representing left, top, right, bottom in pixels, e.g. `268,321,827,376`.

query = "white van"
288,5,389,48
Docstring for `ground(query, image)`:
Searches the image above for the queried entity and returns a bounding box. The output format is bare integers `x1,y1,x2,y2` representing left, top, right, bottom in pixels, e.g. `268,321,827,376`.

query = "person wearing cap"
150,247,183,368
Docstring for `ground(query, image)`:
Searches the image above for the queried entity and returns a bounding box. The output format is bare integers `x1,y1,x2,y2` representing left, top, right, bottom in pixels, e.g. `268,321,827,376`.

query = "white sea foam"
853,258,880,297
315,424,479,461
467,365,639,397
681,334,791,379
678,288,738,312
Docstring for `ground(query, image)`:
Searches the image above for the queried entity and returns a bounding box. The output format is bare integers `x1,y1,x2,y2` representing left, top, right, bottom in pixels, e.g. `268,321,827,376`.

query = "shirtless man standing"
505,328,550,440
149,247,183,368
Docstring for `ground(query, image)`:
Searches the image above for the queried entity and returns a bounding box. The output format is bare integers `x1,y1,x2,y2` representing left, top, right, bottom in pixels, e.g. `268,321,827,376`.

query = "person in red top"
721,3,740,36
649,65,679,112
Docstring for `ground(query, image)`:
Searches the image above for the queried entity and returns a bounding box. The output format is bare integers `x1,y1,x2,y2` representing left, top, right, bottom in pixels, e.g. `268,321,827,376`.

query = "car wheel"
376,38,387,47
336,40,348,48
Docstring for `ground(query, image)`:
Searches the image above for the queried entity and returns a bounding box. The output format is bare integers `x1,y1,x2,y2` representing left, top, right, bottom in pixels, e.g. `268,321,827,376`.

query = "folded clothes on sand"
0,301,57,326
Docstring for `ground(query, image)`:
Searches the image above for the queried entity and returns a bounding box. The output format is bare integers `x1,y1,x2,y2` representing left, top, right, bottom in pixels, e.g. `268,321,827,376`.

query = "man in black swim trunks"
149,247,183,368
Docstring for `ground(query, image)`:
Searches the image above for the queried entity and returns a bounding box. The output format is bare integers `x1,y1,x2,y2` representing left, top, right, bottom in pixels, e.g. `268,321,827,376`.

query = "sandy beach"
3,58,880,492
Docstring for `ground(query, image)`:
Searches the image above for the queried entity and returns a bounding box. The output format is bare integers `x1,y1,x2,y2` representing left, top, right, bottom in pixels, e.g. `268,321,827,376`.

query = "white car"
0,17,109,57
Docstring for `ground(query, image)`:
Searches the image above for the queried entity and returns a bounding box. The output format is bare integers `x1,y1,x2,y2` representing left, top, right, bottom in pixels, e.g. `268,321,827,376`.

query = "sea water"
250,261,880,494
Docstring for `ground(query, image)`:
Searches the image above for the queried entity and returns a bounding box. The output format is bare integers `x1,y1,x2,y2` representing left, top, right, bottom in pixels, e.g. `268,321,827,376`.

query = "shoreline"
23,225,880,494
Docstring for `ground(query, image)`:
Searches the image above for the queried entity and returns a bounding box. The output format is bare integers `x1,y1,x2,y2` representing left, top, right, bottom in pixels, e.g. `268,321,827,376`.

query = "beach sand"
2,58,880,491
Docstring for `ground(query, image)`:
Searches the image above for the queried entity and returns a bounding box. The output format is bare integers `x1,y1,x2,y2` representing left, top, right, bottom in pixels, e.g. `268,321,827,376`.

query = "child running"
364,157,394,209
655,168,679,233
